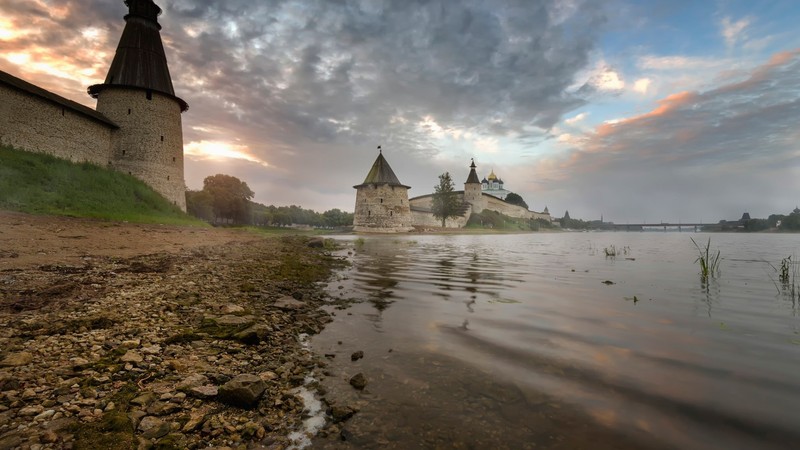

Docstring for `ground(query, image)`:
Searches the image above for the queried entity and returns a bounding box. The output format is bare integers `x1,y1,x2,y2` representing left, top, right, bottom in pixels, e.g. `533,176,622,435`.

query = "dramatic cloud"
1,0,798,220
534,50,800,221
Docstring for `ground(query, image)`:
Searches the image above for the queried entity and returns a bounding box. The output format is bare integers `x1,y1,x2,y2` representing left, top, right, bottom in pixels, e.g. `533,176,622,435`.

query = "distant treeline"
725,209,800,232
186,174,353,228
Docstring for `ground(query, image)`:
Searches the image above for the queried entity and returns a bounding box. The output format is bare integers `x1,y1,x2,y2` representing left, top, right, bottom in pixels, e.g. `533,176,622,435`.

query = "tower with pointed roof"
464,159,484,213
353,148,413,232
89,0,187,210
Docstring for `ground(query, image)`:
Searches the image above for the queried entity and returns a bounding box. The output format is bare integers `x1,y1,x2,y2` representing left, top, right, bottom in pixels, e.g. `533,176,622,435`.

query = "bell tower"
88,0,188,210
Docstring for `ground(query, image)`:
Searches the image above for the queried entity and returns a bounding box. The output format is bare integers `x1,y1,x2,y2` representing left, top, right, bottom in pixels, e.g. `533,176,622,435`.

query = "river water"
311,232,800,449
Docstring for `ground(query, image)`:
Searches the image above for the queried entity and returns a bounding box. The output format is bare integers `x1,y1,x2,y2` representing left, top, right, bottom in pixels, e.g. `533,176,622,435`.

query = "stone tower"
464,159,484,213
88,0,188,210
353,149,413,232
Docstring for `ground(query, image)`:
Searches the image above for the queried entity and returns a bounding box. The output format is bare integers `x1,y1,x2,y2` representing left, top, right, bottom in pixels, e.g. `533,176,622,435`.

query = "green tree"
202,174,254,224
504,192,528,209
432,172,462,227
185,189,214,222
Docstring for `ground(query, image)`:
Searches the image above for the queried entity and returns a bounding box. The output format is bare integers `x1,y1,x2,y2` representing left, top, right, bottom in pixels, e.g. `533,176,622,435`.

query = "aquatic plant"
353,237,365,249
604,245,617,258
779,256,791,285
691,237,721,280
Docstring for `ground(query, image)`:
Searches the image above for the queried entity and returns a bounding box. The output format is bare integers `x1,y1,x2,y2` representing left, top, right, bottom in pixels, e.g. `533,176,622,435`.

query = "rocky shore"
0,212,347,449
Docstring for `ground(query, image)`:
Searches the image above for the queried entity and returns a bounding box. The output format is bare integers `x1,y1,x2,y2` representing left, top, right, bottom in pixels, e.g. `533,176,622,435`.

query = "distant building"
481,169,511,200
352,150,414,233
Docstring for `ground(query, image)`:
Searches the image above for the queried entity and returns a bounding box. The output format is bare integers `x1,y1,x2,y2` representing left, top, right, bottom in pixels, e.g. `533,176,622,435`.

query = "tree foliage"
185,190,214,222
431,172,462,227
202,174,255,224
504,192,528,209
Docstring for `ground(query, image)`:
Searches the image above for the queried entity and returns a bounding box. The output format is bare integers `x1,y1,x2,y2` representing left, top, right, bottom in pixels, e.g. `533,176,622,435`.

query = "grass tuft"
0,145,204,225
691,237,721,280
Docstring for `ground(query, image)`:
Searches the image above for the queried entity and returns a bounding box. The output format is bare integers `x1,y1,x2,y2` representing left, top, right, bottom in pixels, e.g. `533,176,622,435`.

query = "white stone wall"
0,84,113,165
353,184,413,232
97,88,186,211
483,195,551,221
411,206,471,228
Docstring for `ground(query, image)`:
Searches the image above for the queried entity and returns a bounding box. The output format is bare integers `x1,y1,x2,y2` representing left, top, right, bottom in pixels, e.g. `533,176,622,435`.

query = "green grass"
691,237,722,280
0,145,204,225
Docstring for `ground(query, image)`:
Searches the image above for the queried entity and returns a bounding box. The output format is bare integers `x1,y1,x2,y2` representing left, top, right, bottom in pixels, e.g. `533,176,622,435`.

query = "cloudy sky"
1,0,798,222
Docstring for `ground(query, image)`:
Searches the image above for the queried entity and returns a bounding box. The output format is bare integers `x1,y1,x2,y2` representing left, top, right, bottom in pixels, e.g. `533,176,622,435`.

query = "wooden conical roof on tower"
354,151,410,189
88,0,187,111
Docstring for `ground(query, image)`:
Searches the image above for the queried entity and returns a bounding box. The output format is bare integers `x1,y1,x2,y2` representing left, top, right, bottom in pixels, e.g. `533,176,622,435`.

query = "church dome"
487,169,497,181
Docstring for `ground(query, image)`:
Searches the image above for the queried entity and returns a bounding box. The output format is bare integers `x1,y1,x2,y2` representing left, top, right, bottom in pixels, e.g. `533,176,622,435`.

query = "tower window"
172,157,176,162
128,108,131,115
390,211,393,216
161,136,164,142
368,211,371,216
61,108,65,116
122,150,126,155
380,198,383,203
167,176,170,180
146,90,152,100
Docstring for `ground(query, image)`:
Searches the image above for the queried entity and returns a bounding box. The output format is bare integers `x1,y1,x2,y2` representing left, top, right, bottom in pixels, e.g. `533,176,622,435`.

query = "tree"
202,174,255,224
185,189,214,222
504,192,528,209
432,172,462,227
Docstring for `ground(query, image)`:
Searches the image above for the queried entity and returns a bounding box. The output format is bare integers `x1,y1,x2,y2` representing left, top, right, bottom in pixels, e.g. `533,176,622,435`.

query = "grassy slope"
0,146,204,225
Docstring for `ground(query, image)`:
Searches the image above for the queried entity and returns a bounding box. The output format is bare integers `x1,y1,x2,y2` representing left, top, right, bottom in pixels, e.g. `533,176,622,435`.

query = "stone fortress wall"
0,82,115,166
482,194,550,221
98,89,186,210
353,184,414,233
407,193,471,228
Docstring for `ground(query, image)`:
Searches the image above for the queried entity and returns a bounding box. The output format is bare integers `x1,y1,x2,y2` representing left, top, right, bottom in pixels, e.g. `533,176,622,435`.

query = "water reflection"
315,233,800,449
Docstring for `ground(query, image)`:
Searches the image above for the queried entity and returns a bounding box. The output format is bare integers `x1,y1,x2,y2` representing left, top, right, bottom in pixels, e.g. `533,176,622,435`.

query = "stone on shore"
0,352,33,367
218,374,268,408
274,296,306,310
349,373,367,390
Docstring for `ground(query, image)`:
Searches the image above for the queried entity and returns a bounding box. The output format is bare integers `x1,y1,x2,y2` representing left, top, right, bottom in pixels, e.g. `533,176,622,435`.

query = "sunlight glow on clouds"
185,141,270,168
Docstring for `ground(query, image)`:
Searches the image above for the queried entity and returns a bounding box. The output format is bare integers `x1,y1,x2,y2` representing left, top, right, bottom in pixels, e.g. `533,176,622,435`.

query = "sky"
1,0,798,223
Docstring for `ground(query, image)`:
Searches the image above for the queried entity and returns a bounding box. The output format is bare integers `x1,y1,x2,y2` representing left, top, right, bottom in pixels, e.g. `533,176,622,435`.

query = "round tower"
88,0,187,210
353,149,413,232
464,159,484,213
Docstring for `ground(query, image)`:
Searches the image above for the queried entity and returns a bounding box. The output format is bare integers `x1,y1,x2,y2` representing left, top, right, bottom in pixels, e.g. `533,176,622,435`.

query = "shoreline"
0,212,345,449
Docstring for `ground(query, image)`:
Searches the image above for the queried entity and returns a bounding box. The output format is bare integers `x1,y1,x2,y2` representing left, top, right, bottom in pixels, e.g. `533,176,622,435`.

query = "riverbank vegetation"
0,146,202,225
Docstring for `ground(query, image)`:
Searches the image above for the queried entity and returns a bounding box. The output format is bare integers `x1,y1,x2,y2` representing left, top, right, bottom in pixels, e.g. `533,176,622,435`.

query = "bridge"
608,222,726,232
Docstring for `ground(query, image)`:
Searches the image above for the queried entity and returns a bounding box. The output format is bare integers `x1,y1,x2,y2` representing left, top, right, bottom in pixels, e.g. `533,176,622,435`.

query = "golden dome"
487,169,497,180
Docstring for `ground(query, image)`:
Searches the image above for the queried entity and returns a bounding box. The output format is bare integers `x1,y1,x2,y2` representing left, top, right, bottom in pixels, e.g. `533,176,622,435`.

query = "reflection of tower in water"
352,240,407,322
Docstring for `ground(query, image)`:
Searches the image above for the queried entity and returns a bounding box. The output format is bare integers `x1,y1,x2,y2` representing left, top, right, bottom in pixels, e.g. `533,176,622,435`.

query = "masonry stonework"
0,84,114,165
97,89,186,209
353,184,413,232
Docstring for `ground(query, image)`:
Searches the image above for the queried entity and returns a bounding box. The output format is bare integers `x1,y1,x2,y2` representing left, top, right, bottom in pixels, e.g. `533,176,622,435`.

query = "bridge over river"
609,222,727,231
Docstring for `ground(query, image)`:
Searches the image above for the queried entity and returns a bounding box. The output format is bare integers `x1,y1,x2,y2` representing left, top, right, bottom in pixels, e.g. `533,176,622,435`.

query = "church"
481,170,511,200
